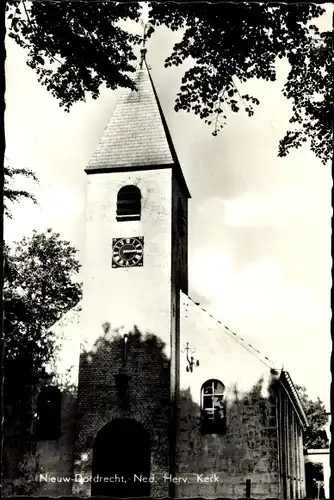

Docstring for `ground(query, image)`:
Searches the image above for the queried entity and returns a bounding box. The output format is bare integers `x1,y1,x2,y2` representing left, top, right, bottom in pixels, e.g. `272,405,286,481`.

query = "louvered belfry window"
116,185,141,221
201,379,226,434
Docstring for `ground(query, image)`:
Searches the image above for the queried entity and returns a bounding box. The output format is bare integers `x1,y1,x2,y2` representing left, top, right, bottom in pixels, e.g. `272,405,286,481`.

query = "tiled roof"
86,61,182,173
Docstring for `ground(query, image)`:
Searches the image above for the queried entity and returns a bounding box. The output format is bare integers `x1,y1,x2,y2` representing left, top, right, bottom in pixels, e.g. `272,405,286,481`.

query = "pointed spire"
85,48,190,198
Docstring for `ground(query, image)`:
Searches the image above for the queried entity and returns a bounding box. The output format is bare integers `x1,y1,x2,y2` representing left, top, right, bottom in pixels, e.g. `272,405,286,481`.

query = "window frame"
116,185,141,222
200,379,226,435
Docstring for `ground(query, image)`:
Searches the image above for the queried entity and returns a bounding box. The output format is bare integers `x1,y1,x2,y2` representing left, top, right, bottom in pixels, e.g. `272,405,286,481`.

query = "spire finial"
140,21,148,69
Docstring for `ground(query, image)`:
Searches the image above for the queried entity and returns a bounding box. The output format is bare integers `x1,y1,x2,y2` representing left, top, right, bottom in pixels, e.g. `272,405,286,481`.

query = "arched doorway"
92,418,151,497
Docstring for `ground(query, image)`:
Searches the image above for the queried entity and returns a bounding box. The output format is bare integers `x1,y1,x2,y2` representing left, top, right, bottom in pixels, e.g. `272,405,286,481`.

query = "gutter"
279,370,308,428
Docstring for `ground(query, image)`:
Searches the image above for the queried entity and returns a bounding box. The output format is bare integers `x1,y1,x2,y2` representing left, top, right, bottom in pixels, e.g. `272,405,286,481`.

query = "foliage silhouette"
3,230,82,494
296,385,329,451
150,3,331,164
6,3,331,163
305,461,326,499
4,160,39,218
4,229,82,375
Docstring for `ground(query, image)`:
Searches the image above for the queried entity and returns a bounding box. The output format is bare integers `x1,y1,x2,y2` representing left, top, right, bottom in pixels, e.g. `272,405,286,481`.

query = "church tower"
73,50,190,497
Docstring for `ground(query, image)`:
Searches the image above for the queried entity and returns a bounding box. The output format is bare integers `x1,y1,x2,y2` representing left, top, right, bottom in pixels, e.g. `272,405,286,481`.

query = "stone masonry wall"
176,380,280,499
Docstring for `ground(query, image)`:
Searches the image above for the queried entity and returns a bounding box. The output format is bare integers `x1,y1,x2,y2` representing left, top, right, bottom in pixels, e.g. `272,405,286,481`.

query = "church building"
4,49,308,499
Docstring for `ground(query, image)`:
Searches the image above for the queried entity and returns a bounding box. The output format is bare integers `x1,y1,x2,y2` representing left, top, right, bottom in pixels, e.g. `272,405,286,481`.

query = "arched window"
116,185,141,221
35,386,61,440
201,379,226,435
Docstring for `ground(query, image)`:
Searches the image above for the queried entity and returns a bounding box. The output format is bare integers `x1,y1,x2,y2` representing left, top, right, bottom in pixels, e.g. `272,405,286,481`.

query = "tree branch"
22,1,63,66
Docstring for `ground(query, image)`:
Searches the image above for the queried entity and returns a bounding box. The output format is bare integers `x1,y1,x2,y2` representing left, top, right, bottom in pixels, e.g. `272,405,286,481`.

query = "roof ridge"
181,292,277,370
48,300,82,332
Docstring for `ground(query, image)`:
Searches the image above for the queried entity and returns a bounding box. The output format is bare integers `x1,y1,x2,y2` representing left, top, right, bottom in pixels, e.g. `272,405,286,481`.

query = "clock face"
112,237,144,268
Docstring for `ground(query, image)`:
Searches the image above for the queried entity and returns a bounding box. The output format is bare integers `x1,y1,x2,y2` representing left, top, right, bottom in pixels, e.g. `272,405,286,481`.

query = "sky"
4,5,332,410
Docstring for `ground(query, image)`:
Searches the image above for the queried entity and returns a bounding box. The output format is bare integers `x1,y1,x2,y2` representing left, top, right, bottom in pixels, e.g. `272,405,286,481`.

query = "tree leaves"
4,230,82,376
6,1,142,110
149,3,331,164
3,231,82,488
296,385,329,450
6,2,332,163
4,163,39,219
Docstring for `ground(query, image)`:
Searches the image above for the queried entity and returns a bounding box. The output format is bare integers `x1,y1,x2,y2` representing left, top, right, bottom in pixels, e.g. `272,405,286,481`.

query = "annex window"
201,379,226,435
116,185,141,222
35,386,61,440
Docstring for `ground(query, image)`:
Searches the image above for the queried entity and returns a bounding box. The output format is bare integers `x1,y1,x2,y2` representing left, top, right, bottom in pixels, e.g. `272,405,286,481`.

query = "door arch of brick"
91,418,151,497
